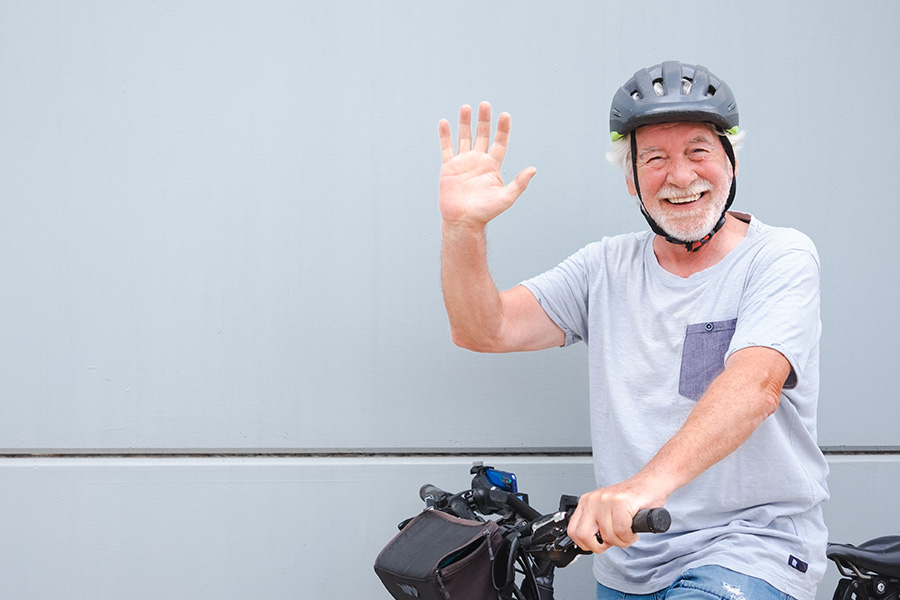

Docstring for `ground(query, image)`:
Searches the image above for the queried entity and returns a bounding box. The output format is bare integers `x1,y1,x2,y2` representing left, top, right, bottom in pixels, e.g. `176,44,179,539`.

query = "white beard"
646,177,730,242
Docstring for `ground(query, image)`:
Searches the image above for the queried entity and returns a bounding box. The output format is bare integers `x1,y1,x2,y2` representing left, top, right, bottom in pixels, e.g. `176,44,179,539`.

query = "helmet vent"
648,78,695,97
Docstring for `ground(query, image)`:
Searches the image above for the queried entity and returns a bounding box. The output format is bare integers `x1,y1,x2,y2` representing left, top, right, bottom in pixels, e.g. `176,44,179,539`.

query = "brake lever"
527,510,590,568
547,533,589,568
539,506,671,567
532,510,580,544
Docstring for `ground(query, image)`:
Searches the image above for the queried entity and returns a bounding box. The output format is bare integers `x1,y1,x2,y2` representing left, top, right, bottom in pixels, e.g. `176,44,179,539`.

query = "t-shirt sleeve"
519,245,595,347
726,232,821,387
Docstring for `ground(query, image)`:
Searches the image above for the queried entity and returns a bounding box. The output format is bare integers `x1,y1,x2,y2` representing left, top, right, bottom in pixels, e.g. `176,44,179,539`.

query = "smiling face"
627,122,735,242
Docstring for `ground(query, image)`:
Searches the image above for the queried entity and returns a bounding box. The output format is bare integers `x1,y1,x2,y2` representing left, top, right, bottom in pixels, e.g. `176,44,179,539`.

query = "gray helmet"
609,61,739,141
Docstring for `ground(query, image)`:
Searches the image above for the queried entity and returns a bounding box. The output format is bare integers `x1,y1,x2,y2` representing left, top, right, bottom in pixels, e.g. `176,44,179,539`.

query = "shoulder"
743,215,820,270
546,231,651,283
574,230,651,263
525,231,651,293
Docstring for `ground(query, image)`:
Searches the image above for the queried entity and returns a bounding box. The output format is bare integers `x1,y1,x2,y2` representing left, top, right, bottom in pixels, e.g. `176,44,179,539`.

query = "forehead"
634,121,719,149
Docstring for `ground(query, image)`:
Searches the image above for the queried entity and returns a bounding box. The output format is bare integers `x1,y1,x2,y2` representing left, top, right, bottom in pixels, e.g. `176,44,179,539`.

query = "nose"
665,155,698,189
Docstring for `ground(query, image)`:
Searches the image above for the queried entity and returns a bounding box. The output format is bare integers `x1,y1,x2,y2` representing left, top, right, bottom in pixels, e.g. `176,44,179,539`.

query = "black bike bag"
374,509,502,600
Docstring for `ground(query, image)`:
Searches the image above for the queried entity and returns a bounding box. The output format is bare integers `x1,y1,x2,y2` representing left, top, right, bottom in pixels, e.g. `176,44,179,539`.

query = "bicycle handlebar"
531,506,670,565
406,466,673,600
419,481,670,564
507,491,542,521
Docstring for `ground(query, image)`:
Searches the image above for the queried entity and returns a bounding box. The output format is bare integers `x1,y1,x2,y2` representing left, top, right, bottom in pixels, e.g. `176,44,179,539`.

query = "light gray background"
0,1,897,598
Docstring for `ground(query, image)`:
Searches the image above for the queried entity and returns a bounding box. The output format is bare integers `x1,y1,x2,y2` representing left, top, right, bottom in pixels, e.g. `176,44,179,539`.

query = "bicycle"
375,462,900,600
827,536,900,600
374,462,670,600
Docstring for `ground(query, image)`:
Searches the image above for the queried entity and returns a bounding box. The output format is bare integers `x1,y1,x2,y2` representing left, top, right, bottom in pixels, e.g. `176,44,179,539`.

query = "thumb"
505,166,537,199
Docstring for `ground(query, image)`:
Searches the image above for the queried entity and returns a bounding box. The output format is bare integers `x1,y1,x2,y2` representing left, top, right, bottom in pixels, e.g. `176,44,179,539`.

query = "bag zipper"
435,569,450,600
484,529,494,561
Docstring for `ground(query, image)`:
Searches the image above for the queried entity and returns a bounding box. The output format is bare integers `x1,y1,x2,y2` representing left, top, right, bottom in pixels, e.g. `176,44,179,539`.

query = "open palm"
438,102,536,229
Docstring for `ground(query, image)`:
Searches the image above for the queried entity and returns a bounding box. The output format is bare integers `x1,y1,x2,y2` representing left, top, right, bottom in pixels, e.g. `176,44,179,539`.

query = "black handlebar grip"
420,484,478,520
419,484,448,507
632,508,671,533
593,508,671,545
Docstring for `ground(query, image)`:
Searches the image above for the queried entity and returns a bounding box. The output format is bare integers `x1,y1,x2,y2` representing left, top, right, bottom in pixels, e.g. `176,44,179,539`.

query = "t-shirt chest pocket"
678,318,738,401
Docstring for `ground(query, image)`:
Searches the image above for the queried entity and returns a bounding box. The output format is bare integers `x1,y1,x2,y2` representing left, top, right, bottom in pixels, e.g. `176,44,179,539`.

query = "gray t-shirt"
521,214,829,600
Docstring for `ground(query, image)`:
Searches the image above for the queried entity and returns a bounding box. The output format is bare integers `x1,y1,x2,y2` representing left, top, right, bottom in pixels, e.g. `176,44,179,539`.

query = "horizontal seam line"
0,447,898,459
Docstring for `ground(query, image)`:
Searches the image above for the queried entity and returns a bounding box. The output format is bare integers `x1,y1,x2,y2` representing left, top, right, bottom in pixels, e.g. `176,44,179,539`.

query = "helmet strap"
629,129,737,253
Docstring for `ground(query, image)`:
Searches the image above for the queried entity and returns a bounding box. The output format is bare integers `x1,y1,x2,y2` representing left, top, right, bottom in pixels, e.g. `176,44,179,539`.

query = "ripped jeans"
596,565,797,600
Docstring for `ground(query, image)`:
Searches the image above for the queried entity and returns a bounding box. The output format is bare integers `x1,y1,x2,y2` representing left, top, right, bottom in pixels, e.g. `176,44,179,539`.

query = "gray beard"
646,181,729,242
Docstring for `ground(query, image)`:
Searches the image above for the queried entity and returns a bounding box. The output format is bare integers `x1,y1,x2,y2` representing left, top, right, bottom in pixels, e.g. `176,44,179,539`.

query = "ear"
625,176,637,196
733,157,739,179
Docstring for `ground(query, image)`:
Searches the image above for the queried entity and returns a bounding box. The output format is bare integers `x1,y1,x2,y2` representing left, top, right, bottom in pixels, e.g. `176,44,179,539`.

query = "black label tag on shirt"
789,555,809,573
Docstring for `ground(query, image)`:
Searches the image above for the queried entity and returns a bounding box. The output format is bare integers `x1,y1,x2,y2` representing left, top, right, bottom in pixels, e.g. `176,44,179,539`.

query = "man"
438,61,829,600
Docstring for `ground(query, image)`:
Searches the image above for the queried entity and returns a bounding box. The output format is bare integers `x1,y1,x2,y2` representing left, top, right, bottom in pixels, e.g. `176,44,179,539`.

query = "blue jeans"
596,565,796,600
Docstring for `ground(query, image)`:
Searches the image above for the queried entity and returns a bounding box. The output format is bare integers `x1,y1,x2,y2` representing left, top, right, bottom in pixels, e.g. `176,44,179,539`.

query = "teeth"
666,193,702,204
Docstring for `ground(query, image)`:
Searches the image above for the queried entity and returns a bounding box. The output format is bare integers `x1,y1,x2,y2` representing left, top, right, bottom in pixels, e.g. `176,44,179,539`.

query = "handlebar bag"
374,508,502,600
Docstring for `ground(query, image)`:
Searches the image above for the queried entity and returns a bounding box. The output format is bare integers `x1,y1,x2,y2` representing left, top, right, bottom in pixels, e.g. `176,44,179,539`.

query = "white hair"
606,126,746,180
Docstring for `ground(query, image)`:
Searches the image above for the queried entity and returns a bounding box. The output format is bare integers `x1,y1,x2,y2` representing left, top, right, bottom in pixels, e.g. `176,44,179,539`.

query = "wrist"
441,218,487,240
628,468,677,507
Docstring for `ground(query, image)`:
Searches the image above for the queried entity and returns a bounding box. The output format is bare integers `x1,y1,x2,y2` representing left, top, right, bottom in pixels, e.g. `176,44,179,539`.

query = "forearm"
634,346,786,498
440,221,506,350
568,347,789,552
436,103,557,352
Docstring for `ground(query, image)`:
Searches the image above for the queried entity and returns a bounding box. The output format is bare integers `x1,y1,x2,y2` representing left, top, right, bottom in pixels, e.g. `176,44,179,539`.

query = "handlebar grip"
631,508,671,534
419,484,448,508
593,507,671,545
420,484,478,520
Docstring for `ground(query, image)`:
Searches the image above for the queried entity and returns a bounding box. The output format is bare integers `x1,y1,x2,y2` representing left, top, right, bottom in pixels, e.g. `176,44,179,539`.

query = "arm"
438,102,564,352
567,345,791,552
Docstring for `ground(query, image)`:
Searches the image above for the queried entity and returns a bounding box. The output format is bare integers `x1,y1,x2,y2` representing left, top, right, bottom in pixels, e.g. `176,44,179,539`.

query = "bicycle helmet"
609,61,740,252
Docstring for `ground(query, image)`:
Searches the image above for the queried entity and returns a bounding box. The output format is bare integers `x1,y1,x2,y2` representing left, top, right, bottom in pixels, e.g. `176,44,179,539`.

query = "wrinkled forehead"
636,120,718,137
633,121,722,150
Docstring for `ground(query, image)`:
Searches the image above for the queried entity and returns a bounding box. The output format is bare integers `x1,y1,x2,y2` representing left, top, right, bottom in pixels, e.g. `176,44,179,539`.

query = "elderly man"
438,61,828,600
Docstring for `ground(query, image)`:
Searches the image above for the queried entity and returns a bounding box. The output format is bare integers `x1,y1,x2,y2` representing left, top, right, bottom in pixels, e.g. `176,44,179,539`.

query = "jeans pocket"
678,318,737,401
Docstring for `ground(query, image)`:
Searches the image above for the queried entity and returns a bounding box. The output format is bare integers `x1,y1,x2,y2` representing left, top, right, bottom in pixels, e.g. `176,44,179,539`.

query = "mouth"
663,191,705,205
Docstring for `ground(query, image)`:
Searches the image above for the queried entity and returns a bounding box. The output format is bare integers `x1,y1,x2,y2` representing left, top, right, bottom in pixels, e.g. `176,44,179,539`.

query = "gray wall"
0,1,897,598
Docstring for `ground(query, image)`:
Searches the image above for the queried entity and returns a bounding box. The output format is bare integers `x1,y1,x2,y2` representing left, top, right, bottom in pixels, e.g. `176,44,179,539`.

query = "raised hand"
438,102,536,230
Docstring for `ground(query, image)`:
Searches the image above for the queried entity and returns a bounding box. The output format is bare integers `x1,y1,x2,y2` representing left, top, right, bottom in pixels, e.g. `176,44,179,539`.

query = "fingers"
438,102,513,164
599,509,639,549
567,505,608,554
457,104,472,155
567,488,642,554
438,119,454,164
473,101,492,153
489,111,512,164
